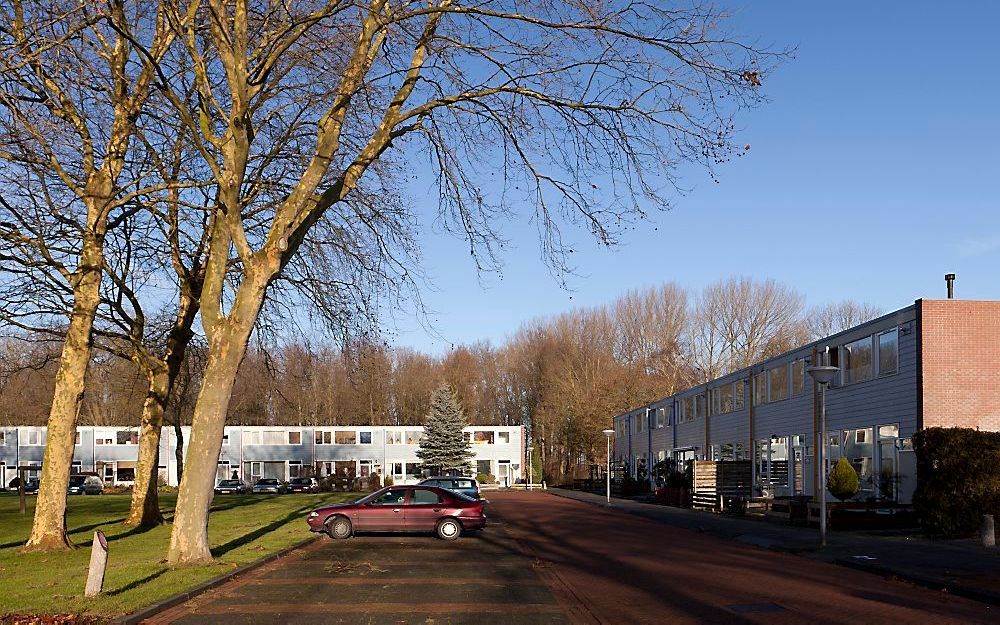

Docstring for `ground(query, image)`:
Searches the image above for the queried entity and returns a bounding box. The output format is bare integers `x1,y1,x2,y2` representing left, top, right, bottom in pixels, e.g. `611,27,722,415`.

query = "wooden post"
85,530,109,597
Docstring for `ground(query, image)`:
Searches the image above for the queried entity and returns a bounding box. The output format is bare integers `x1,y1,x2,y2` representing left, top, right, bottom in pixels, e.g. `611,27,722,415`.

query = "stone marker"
982,514,995,548
85,530,109,597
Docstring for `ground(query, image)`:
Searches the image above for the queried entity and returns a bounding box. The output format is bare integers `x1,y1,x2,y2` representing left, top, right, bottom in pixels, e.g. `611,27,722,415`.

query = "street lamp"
602,429,615,504
806,364,839,548
527,446,534,491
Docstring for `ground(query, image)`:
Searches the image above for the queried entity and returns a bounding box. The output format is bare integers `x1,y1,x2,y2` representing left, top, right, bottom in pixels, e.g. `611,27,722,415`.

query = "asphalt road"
146,490,995,624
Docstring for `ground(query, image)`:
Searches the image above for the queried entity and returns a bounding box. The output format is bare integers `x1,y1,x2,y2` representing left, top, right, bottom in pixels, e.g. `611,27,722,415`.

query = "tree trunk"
124,369,168,528
23,237,103,552
168,293,262,564
125,292,199,528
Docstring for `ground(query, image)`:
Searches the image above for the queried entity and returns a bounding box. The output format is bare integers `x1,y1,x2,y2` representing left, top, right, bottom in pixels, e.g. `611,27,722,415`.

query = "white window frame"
288,430,302,445
498,431,511,444
358,431,373,445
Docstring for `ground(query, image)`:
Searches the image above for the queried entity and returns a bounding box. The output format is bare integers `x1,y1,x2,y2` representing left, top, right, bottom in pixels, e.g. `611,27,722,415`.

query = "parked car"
214,479,251,495
306,485,486,541
252,478,287,494
418,476,481,500
68,474,104,495
22,478,40,495
287,477,319,494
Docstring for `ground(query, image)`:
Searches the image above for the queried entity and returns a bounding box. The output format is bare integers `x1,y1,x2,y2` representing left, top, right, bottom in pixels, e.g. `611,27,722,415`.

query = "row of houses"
612,298,1000,504
0,425,526,487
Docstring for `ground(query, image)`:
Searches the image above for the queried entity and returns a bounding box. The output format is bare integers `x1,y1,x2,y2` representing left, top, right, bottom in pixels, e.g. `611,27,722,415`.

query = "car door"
354,488,407,531
404,487,445,531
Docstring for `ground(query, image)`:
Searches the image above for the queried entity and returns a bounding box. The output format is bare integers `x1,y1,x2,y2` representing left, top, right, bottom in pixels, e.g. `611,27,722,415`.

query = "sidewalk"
549,488,1000,606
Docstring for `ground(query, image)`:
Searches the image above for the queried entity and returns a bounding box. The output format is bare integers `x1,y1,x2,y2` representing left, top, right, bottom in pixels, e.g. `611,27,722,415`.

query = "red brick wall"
921,299,1000,431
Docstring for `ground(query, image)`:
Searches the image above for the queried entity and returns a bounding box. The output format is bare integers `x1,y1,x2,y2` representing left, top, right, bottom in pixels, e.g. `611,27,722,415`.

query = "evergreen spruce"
417,385,474,475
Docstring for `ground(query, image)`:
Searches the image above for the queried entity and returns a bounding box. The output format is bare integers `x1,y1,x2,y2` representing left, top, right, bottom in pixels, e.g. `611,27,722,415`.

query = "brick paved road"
490,491,996,624
146,491,995,624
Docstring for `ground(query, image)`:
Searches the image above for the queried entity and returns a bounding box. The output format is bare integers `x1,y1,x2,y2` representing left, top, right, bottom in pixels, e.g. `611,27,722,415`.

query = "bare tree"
806,300,883,340
688,276,806,380
0,0,177,550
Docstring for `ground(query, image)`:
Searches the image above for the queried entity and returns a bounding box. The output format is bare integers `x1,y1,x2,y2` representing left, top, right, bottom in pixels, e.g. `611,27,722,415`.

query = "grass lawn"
0,490,359,619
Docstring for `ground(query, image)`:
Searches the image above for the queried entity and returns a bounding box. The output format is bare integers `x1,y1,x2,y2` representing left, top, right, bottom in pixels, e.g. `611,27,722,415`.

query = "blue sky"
392,1,1000,354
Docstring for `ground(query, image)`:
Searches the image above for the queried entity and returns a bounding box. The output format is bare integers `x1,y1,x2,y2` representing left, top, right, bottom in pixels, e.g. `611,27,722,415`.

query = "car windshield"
69,476,86,486
219,480,240,486
257,479,278,485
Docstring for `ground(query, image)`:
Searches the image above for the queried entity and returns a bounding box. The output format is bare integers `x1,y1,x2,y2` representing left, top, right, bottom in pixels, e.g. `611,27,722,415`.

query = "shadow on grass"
210,502,315,558
106,567,170,596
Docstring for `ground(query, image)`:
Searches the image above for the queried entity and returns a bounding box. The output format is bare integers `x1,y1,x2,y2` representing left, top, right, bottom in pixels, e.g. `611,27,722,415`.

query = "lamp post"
806,365,839,548
527,446,534,491
602,429,615,504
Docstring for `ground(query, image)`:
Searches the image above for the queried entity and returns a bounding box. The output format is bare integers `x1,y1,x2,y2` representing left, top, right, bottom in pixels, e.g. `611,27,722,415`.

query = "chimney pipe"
945,273,956,299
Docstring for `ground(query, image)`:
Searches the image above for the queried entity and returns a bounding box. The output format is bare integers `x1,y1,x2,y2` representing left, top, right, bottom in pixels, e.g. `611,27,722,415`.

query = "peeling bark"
124,369,168,528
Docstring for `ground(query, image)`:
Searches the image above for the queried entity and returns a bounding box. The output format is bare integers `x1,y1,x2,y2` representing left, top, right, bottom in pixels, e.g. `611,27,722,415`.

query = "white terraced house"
0,425,525,488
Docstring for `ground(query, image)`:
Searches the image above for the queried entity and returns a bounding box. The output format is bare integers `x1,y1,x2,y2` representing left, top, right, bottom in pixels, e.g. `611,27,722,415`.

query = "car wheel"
436,518,462,541
327,515,352,540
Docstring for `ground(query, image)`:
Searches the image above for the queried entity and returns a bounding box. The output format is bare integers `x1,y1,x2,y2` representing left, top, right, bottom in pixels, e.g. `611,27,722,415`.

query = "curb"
548,489,1000,608
109,534,321,625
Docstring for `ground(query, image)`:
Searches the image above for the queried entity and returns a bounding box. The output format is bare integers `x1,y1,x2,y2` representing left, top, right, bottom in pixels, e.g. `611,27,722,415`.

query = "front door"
353,488,407,531
497,461,511,487
404,487,444,531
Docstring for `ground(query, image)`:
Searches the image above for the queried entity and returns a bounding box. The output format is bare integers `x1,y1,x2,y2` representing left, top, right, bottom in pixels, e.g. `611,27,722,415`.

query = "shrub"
914,427,1000,536
367,473,382,491
383,475,394,487
828,457,860,501
476,473,495,485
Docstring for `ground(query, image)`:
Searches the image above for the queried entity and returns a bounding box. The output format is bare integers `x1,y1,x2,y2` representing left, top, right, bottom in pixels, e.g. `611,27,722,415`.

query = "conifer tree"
417,385,474,475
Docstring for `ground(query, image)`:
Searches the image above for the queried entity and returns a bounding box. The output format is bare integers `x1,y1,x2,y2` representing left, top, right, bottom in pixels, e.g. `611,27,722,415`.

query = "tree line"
2,278,880,482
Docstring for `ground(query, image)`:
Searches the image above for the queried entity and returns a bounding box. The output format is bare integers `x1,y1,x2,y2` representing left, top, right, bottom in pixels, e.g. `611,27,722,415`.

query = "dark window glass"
409,489,442,505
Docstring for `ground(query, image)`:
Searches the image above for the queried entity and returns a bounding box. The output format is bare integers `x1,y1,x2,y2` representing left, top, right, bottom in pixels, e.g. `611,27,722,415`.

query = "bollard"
982,514,996,548
85,530,109,597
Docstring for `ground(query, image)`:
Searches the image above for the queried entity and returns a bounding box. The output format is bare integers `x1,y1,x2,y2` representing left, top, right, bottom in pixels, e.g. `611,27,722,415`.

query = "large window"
474,431,495,444
878,328,898,376
768,364,788,402
734,382,745,410
262,430,285,445
477,459,492,475
406,431,422,445
682,396,695,423
288,431,302,445
404,462,422,478
695,395,706,419
116,430,138,445
719,385,734,413
386,431,402,444
791,359,806,396
25,430,45,446
315,430,332,445
753,373,766,405
843,337,874,385
633,414,644,433
334,431,357,445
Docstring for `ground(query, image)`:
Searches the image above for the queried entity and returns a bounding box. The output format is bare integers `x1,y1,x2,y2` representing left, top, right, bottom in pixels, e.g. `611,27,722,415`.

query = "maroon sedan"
306,485,486,541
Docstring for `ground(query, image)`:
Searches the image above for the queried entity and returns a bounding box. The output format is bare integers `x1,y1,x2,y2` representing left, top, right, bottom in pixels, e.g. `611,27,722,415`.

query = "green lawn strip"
0,491,358,618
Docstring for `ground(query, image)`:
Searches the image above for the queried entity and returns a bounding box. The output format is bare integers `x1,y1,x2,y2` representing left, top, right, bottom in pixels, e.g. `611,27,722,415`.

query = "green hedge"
913,427,1000,536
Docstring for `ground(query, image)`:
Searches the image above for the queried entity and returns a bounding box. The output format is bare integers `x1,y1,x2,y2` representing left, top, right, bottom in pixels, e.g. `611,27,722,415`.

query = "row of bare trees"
0,0,788,563
2,278,880,483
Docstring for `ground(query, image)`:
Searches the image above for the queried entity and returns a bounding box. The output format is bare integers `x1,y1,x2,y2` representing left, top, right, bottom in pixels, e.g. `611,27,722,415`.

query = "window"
288,461,303,478
315,430,332,445
370,489,406,506
498,431,510,444
477,459,492,475
221,434,229,445
116,466,136,482
262,431,285,445
386,431,403,445
406,431,422,445
719,385,734,414
359,431,372,445
244,430,262,446
878,328,898,376
855,429,867,444
116,431,138,445
473,431,494,444
695,395,706,419
25,430,45,446
96,436,112,445
768,364,788,402
404,462,422,478
0,431,4,446
791,359,806,396
335,431,357,445
709,388,720,416
409,488,442,505
753,373,766,405
391,462,404,477
288,431,301,445
634,414,644,433
681,397,695,423
843,337,873,384
733,382,745,410
878,423,899,439
654,408,666,428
